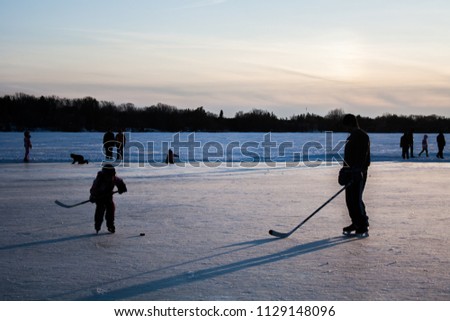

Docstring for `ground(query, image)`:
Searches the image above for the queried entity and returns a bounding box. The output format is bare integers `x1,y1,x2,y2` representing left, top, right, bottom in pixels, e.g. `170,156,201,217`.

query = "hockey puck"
139,233,145,236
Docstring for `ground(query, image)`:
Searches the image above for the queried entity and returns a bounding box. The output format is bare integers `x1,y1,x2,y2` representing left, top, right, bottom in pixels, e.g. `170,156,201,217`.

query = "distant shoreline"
1,93,450,133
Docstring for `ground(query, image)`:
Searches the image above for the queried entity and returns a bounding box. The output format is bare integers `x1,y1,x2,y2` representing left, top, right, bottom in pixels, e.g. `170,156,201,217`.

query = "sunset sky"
1,0,450,117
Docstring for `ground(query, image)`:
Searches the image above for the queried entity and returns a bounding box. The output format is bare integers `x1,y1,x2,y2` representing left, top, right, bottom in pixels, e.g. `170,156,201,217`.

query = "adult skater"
103,129,115,160
340,114,371,237
418,135,429,157
400,132,409,159
23,130,32,162
89,164,127,234
115,129,126,160
407,129,414,158
436,132,446,159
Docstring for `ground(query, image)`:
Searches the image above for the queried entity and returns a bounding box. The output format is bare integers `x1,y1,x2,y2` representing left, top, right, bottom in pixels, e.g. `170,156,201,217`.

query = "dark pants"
94,200,115,231
402,147,409,159
409,144,414,157
345,171,369,229
437,146,444,159
104,143,115,159
117,144,124,160
419,148,428,157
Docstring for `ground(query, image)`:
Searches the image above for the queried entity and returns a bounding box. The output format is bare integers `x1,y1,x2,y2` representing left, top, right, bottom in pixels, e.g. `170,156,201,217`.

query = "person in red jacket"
90,164,127,234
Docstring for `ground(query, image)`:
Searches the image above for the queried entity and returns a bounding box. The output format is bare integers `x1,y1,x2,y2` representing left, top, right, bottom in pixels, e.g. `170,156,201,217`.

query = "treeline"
0,93,449,133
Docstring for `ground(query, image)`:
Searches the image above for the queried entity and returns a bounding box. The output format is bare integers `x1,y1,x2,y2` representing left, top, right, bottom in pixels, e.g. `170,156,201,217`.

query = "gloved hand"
89,195,96,203
118,182,127,194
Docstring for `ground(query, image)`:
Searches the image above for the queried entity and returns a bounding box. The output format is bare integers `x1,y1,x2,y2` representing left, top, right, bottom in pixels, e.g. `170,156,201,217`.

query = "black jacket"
344,128,371,170
437,133,446,148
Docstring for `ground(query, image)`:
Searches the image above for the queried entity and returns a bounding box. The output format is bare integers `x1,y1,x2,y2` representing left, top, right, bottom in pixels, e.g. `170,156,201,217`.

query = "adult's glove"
338,167,352,186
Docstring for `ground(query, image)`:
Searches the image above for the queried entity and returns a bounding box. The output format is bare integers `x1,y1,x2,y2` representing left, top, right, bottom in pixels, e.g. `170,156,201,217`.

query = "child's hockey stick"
55,191,118,208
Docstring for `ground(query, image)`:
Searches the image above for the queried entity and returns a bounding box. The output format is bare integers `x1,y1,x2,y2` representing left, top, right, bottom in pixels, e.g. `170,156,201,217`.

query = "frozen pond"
0,131,448,164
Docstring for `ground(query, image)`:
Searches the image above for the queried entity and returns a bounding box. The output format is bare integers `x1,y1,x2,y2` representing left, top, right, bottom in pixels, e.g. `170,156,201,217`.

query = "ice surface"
1,132,448,164
1,160,449,300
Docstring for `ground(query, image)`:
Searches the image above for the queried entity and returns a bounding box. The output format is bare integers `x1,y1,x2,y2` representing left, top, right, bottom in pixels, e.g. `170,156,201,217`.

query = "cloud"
252,64,348,84
175,0,227,10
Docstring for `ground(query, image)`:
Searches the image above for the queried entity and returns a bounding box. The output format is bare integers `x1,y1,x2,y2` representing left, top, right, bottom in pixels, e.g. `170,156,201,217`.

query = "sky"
1,0,450,118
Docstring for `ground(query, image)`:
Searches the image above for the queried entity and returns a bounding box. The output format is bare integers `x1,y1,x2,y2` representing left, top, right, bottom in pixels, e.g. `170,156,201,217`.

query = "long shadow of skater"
0,233,102,251
50,237,277,300
82,236,358,300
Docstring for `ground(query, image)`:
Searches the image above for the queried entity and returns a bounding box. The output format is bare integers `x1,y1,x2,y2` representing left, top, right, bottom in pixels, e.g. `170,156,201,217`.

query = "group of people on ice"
24,120,443,237
93,113,372,238
400,131,446,159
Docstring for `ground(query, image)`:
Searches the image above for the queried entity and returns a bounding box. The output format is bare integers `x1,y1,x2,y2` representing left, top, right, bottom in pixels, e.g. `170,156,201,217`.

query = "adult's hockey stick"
269,184,350,238
55,191,118,208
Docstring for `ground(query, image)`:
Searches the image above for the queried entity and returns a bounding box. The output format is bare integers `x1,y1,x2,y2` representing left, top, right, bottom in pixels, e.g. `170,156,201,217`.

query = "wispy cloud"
252,64,348,84
175,0,227,10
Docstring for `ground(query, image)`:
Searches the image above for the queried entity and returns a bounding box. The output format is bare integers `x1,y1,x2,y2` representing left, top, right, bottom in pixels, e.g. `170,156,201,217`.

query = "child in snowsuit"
418,135,428,157
90,164,127,234
165,149,179,164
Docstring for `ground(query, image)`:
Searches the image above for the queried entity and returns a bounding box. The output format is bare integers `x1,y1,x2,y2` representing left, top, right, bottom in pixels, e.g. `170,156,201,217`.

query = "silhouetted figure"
418,135,429,157
340,114,370,237
436,132,446,159
165,149,179,164
400,132,409,159
103,129,115,160
407,129,414,158
70,153,89,164
89,164,127,234
115,129,126,160
23,130,32,162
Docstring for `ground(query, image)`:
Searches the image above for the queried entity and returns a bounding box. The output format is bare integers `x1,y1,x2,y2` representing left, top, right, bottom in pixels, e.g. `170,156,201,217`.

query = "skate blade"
355,232,369,238
343,231,369,238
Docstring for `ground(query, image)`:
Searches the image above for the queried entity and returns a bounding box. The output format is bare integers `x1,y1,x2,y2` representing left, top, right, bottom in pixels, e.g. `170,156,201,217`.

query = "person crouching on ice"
90,164,127,234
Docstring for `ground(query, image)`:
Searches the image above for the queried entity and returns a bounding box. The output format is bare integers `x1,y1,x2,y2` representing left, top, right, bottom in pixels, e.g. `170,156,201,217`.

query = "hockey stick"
269,184,350,238
55,191,118,208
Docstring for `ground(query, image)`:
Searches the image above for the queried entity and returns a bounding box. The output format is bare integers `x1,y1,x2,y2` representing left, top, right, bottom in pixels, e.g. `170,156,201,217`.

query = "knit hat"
102,163,116,176
342,114,358,127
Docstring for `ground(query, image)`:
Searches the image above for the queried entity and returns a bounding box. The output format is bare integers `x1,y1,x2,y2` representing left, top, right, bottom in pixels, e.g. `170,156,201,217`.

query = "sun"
324,39,365,81
315,30,366,82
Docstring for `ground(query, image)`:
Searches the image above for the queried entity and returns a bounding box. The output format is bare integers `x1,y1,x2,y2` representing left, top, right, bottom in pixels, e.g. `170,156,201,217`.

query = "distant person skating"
340,114,371,237
89,164,127,234
436,132,446,159
418,135,429,157
103,129,115,160
115,129,126,160
407,129,414,158
400,132,409,159
165,149,179,164
23,130,32,162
